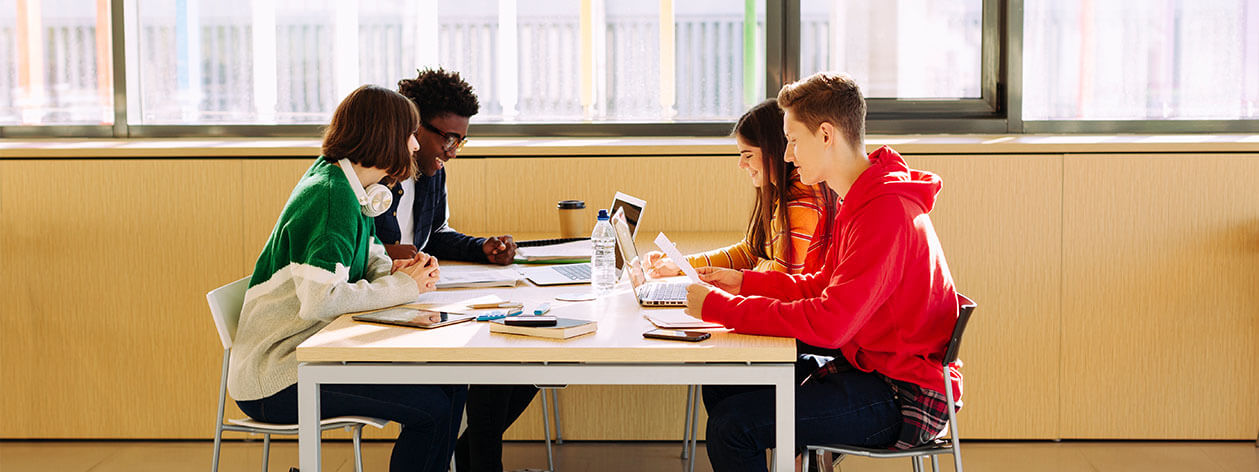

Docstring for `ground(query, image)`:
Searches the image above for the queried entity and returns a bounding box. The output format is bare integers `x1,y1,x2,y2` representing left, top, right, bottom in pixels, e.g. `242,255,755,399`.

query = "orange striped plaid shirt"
685,170,829,275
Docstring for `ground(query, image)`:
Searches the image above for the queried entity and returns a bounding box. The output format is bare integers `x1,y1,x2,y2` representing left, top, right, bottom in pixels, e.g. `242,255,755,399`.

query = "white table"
297,273,797,471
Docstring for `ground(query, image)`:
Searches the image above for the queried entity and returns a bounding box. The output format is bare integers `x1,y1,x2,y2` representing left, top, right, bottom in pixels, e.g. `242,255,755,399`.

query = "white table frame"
298,362,796,472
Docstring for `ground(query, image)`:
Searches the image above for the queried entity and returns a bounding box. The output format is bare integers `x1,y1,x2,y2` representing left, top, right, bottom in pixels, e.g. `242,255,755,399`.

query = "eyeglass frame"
419,120,468,153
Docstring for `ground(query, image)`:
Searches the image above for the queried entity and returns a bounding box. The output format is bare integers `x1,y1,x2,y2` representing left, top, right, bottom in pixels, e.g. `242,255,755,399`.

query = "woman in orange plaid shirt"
645,99,835,277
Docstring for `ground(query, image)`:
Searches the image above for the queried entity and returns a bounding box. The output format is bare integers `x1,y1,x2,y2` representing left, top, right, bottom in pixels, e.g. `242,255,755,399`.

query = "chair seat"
227,416,389,432
810,439,952,458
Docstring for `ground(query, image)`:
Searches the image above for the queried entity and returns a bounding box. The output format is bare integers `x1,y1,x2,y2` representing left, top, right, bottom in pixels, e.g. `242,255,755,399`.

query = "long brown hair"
735,99,836,262
321,84,420,184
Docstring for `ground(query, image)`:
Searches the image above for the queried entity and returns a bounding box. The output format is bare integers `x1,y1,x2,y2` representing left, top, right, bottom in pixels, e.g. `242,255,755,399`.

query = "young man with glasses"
378,67,517,265
383,68,536,472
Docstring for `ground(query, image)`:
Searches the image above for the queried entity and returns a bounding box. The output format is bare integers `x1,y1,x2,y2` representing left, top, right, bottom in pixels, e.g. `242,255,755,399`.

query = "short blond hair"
776,72,866,148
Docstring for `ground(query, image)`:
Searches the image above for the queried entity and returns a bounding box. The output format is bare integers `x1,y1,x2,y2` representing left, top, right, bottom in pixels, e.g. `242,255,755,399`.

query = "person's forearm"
427,227,488,262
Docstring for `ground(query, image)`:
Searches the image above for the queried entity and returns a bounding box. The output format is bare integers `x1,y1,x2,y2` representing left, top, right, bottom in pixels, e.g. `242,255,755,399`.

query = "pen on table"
476,309,524,321
467,301,524,309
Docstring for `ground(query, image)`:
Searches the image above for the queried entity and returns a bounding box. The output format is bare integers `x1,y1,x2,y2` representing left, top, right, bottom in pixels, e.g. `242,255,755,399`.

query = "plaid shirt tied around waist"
805,356,960,450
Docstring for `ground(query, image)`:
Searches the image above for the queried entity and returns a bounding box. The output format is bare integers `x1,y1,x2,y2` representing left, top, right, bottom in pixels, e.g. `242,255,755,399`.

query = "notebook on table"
488,317,597,339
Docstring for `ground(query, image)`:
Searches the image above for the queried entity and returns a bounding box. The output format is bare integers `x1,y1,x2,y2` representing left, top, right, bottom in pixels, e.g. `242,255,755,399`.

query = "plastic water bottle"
590,209,618,295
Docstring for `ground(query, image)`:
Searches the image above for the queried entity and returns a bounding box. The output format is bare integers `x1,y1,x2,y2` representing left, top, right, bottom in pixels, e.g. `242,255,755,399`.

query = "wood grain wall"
1,151,1256,440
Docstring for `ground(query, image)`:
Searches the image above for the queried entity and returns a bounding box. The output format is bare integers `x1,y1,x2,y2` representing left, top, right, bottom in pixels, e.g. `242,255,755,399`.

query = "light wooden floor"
0,440,1255,472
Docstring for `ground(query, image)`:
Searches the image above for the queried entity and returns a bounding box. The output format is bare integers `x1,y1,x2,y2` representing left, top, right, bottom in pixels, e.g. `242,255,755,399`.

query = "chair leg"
261,434,271,472
550,389,564,445
911,456,923,472
686,388,699,472
352,425,364,472
681,385,694,459
212,425,224,472
930,455,940,472
802,447,811,472
768,448,775,472
540,391,555,471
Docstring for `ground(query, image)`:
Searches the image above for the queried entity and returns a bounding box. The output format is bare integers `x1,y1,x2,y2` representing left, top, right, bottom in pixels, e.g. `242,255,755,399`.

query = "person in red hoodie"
686,72,961,472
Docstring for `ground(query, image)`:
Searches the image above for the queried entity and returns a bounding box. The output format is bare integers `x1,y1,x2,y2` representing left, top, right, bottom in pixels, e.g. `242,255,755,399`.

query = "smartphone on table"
642,328,710,342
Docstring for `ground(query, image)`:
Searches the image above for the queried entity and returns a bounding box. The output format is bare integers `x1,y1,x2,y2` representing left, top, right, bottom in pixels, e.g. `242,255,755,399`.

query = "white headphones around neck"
337,158,393,217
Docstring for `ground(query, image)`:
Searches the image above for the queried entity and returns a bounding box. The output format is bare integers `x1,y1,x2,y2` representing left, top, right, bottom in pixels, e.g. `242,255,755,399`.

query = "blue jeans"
237,383,467,472
702,364,900,472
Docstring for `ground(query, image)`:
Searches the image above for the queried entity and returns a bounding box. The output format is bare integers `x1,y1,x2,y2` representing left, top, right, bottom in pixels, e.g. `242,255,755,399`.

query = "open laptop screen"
610,192,645,270
611,208,647,289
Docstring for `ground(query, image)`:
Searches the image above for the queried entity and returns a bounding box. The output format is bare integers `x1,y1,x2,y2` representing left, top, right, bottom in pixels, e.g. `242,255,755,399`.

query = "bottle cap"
597,209,609,220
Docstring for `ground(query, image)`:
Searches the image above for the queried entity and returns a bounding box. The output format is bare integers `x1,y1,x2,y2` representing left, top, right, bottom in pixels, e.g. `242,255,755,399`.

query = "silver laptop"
610,208,688,306
521,192,646,286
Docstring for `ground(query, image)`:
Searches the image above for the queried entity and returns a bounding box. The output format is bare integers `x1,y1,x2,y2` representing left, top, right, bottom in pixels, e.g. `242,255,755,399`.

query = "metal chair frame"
802,294,976,472
207,276,386,472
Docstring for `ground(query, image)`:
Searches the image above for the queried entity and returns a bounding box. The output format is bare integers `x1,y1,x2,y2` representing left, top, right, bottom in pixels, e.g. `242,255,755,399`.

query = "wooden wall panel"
239,159,318,273
1061,154,1259,439
2,151,1256,441
447,156,754,236
503,386,706,441
0,160,246,438
906,155,1063,439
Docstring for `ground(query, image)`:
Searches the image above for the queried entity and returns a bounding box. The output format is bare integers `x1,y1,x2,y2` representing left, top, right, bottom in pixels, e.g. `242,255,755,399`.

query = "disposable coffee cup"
557,200,587,238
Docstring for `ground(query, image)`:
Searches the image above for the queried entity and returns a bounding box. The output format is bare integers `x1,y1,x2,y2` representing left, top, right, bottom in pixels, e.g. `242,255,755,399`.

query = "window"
798,0,984,99
3,0,1255,137
0,0,113,125
1023,0,1259,121
130,0,765,125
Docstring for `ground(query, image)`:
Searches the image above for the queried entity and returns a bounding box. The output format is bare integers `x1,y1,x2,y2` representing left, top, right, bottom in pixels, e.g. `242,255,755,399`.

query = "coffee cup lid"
558,200,586,209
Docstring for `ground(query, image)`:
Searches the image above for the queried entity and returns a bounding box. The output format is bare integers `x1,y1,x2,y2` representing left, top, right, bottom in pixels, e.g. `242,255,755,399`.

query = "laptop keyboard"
642,282,687,300
554,263,591,280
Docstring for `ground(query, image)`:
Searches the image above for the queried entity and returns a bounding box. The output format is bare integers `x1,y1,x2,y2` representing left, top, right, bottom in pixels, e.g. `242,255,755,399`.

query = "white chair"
208,276,388,472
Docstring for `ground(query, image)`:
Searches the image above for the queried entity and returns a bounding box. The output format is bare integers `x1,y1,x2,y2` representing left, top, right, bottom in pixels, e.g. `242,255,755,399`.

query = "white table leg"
774,365,794,472
298,363,321,472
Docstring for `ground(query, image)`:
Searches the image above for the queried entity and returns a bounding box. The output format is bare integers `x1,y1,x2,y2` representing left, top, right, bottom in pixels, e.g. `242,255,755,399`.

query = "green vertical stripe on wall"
743,0,757,106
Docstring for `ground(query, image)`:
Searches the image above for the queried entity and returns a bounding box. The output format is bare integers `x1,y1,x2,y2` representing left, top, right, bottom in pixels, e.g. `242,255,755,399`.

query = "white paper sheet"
654,232,701,284
643,311,724,329
434,265,521,289
515,239,593,261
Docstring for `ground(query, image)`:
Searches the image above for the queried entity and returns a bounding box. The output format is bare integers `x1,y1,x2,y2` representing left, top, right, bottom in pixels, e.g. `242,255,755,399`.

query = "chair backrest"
943,293,976,365
207,276,251,349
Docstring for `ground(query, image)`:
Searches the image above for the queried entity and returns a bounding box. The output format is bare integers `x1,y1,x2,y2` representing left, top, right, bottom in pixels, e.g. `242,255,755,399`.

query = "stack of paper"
515,239,592,262
435,266,521,289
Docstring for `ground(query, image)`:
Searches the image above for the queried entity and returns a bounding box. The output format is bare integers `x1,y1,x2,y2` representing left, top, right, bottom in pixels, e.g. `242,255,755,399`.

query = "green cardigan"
229,158,419,401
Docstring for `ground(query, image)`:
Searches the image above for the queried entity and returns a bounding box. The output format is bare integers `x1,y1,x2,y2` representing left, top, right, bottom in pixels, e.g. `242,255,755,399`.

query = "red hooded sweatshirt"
701,146,961,398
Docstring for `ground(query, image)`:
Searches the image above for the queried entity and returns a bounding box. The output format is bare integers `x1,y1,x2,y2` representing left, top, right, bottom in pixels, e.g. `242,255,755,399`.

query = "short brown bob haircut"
776,72,866,149
322,84,419,184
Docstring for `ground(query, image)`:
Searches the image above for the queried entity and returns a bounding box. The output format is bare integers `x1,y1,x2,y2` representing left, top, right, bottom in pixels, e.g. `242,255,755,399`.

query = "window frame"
1,0,1256,139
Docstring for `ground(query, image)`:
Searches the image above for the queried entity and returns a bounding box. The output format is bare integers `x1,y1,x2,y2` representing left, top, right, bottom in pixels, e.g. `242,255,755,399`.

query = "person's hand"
683,283,714,318
391,251,431,274
643,250,682,278
482,235,517,265
384,243,418,261
398,252,440,293
696,266,742,295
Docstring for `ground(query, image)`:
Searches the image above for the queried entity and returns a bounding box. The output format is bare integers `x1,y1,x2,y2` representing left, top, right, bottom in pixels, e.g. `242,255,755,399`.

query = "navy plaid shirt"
374,168,488,263
804,355,960,449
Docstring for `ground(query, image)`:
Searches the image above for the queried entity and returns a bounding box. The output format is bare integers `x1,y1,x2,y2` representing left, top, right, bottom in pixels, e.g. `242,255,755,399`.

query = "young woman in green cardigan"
229,84,464,472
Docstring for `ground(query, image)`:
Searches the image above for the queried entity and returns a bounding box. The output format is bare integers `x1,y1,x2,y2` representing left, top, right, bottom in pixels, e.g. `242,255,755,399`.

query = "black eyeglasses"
420,121,468,153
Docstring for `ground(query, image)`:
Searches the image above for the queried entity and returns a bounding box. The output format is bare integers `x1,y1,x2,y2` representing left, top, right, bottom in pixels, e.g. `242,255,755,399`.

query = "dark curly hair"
397,67,480,120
